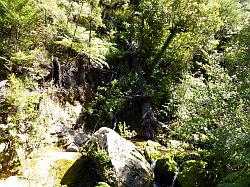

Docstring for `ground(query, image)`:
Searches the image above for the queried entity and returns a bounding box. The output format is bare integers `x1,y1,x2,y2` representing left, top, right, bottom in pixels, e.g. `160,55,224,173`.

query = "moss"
153,156,178,186
178,159,211,187
54,155,84,185
24,149,82,187
27,146,62,159
157,156,177,173
51,159,78,186
143,140,169,161
87,142,117,186
95,182,111,187
141,141,179,186
141,140,215,186
144,147,161,161
62,156,103,187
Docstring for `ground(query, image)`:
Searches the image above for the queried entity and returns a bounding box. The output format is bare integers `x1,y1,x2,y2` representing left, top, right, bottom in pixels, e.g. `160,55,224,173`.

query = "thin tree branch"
154,27,177,64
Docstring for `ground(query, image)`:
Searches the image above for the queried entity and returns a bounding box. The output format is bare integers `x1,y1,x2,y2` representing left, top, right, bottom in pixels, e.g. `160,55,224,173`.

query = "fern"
54,34,114,68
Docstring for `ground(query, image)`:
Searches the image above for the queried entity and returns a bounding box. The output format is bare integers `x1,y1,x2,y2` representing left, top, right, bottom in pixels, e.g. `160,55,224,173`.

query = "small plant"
87,142,117,186
118,122,137,139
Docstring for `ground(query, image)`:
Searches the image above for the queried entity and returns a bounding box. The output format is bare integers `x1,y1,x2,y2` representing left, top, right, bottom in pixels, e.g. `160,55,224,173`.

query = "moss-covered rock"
178,159,210,187
140,139,214,187
95,182,112,187
154,156,178,186
22,147,82,187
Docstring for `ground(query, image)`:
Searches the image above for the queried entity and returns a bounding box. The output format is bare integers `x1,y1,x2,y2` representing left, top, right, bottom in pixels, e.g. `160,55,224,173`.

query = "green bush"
0,74,42,177
169,57,249,185
86,82,125,130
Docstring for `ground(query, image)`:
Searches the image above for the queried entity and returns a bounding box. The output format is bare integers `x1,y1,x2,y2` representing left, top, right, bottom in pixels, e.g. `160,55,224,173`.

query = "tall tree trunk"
129,41,169,139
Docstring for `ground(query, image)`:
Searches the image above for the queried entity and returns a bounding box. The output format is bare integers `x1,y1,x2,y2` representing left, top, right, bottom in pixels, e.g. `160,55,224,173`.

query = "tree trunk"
129,41,169,139
52,56,61,87
154,27,177,65
140,93,160,139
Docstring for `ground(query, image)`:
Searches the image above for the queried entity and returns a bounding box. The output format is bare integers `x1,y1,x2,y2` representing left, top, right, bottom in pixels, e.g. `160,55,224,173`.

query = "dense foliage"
0,0,249,186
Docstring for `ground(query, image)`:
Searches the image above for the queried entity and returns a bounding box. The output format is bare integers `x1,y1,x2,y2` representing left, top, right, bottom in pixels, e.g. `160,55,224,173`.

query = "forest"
0,0,249,186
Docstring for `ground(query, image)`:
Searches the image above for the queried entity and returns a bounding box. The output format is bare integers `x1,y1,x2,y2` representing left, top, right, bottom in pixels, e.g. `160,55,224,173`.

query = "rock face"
0,176,28,187
91,127,154,187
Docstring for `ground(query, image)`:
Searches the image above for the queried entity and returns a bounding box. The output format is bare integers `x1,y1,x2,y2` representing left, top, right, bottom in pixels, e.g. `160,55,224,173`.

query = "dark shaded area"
154,159,181,187
61,157,102,187
0,61,8,81
115,92,170,139
191,50,209,80
52,56,60,86
87,67,117,89
125,40,169,139
50,45,169,139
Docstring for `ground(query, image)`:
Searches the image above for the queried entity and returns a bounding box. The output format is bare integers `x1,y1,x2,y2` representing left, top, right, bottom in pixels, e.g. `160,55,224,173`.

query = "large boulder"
22,147,82,187
0,147,84,187
90,127,154,187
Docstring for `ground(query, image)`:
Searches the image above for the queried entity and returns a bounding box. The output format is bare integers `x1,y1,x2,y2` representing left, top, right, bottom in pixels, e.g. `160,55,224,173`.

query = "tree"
0,0,37,53
102,0,223,138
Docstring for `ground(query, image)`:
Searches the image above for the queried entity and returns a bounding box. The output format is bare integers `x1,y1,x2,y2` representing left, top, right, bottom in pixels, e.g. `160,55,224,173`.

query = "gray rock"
91,127,154,187
0,143,6,153
66,142,79,152
0,80,8,88
57,131,65,138
73,133,90,146
0,80,8,104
